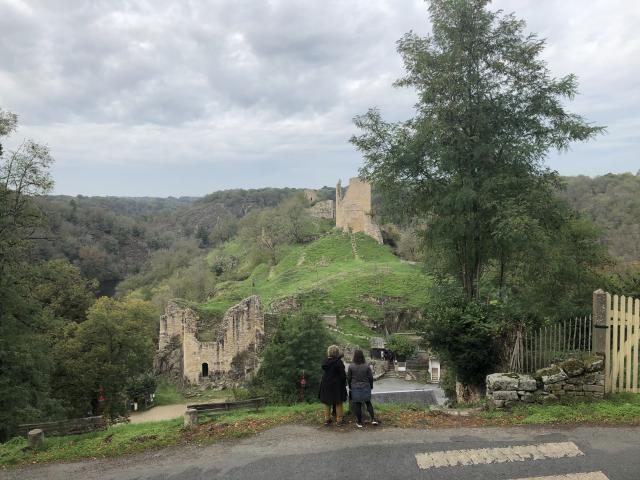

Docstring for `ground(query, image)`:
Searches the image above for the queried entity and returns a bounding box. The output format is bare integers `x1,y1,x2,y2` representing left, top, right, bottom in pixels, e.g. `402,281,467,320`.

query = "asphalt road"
4,425,640,480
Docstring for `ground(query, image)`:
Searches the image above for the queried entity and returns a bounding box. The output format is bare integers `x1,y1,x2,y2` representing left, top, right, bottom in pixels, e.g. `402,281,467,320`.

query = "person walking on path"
347,349,379,428
319,345,347,426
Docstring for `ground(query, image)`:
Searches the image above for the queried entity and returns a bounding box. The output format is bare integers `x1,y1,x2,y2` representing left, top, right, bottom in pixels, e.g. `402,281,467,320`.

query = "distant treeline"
33,174,640,298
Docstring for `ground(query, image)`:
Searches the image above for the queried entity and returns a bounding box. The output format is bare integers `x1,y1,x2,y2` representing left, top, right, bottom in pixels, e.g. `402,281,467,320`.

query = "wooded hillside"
561,173,640,264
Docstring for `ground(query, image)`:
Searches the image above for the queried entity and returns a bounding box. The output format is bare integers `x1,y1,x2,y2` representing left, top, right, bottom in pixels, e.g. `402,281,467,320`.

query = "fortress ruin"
157,296,265,384
305,177,383,243
335,177,383,243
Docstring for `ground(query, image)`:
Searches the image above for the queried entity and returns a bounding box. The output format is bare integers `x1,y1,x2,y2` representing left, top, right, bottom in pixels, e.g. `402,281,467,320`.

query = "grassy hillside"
197,231,431,346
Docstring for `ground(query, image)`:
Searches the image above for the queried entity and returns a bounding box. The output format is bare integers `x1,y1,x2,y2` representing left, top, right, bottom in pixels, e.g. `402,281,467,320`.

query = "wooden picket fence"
604,293,640,393
509,316,592,374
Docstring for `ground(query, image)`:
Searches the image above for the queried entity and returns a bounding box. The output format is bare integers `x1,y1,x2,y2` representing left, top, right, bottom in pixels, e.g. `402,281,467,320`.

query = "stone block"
559,358,585,377
521,392,536,403
536,365,568,385
28,429,44,450
518,375,538,392
492,400,506,408
492,390,520,401
563,384,576,391
541,394,558,403
582,373,597,384
486,373,520,391
583,384,605,393
584,357,604,373
184,408,198,427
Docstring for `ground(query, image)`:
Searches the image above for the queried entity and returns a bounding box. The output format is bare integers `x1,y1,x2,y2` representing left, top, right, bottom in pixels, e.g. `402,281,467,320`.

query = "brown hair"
353,349,365,365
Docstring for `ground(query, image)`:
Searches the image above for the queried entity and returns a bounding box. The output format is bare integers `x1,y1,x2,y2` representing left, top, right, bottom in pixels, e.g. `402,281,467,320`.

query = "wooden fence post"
592,289,607,357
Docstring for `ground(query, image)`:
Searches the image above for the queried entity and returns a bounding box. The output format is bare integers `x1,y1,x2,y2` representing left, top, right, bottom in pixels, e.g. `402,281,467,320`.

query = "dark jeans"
353,400,375,423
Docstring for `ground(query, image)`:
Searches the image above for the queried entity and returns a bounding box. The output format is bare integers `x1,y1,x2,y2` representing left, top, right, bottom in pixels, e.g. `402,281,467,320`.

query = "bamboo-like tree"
351,0,604,301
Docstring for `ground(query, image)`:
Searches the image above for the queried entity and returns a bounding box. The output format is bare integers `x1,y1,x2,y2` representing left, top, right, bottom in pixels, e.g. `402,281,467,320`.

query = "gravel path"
129,404,188,423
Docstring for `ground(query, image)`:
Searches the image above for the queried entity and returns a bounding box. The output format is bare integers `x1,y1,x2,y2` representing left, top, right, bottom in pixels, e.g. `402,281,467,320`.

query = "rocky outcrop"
486,355,605,408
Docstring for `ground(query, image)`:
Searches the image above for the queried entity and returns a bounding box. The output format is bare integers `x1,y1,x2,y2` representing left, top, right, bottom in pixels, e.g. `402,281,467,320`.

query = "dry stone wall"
486,355,605,408
157,295,265,384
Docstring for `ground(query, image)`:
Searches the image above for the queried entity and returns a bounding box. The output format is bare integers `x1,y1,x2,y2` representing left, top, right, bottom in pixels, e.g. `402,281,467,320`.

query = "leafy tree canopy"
253,315,331,402
351,0,604,302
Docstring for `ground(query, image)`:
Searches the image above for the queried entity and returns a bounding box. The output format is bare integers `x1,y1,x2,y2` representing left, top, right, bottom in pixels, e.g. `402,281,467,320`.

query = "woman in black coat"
319,344,347,426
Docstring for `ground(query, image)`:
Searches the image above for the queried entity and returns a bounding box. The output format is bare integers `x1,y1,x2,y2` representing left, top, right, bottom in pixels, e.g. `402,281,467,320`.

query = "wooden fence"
17,416,107,438
509,316,592,373
603,293,640,393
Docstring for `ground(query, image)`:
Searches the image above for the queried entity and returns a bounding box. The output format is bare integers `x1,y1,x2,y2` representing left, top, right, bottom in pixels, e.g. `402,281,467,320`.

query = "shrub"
386,334,416,361
253,315,331,403
423,283,506,388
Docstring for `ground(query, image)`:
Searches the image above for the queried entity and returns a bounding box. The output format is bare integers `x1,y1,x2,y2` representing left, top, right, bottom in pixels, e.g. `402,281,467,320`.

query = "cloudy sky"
1,0,638,196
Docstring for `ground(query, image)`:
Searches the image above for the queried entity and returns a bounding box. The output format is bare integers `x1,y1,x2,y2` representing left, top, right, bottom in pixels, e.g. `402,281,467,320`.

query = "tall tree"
351,0,604,301
0,108,62,440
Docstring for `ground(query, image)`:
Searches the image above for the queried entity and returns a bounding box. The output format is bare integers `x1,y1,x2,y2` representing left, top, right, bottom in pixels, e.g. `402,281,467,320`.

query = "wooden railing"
17,416,107,438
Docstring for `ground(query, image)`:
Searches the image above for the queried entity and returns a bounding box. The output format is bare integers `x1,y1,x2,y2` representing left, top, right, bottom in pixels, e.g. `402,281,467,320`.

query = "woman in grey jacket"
347,349,379,428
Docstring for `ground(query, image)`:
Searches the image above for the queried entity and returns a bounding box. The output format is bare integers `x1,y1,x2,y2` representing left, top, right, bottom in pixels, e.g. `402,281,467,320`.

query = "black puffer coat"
318,356,347,404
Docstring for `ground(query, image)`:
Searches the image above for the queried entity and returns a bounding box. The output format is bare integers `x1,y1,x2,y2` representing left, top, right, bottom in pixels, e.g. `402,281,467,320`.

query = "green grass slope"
201,231,431,340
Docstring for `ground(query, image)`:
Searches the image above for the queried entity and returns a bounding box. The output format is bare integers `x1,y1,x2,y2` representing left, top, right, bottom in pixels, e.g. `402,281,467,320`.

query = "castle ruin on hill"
305,177,383,244
156,178,383,385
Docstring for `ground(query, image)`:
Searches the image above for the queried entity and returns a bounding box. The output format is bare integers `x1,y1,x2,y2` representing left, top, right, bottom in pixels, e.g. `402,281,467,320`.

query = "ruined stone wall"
158,296,265,384
308,199,335,219
335,177,383,243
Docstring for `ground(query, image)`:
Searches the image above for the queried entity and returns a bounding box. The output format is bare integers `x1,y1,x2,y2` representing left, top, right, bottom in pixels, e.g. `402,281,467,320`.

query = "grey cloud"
0,0,637,196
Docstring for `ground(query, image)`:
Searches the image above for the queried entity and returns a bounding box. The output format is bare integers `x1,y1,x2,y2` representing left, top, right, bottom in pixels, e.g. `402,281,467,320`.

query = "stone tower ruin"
335,177,383,243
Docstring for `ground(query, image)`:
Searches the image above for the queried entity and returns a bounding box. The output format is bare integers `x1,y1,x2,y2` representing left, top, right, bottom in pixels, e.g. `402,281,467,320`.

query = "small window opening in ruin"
202,362,209,378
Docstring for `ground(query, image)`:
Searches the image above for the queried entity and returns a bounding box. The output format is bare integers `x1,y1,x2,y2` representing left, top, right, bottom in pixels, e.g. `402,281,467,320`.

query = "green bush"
253,314,331,403
439,367,457,402
423,283,505,388
386,334,416,361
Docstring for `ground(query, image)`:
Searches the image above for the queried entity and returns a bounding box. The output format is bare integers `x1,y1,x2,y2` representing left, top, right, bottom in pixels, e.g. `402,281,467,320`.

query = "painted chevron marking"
415,441,583,469
509,473,609,480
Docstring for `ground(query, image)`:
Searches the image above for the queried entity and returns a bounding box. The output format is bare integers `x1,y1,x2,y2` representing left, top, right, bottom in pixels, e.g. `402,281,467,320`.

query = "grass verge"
480,392,640,425
3,394,640,469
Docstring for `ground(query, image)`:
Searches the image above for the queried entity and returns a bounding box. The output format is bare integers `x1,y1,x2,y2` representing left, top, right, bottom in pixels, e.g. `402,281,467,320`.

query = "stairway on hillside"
350,233,359,260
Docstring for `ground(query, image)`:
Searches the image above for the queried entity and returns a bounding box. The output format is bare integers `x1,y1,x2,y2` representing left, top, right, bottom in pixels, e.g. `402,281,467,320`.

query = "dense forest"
33,173,640,300
18,172,640,315
559,173,640,265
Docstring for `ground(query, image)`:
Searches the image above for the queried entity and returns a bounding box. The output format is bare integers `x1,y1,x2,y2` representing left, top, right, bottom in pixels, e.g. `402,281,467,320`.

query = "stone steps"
350,233,359,260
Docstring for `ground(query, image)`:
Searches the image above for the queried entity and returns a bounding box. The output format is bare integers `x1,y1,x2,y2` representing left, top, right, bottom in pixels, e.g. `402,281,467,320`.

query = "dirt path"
129,404,188,423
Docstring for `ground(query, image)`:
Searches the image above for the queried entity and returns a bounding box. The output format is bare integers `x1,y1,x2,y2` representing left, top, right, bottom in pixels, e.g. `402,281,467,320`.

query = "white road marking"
508,473,609,480
415,441,583,470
